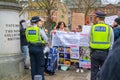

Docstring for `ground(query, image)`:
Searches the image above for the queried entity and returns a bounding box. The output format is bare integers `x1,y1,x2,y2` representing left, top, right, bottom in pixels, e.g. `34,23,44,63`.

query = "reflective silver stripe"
91,25,94,42
91,42,110,44
38,28,41,43
107,26,110,42
91,25,110,44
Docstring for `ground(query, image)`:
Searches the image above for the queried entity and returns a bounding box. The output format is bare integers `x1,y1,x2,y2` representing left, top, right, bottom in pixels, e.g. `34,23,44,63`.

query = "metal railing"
0,0,17,3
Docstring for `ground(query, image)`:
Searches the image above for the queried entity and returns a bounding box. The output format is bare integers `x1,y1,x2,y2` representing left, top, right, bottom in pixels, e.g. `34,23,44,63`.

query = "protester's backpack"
45,48,58,75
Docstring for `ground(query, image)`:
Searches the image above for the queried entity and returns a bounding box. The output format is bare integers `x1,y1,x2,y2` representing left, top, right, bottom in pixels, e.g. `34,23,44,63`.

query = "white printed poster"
70,46,79,59
79,33,89,46
52,31,90,47
79,60,91,68
52,32,80,46
52,30,91,68
82,25,91,34
105,15,118,26
80,25,91,46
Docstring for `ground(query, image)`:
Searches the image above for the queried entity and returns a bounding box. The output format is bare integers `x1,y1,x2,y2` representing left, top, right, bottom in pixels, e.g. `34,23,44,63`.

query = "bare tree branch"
36,0,46,8
90,0,97,6
64,0,97,24
50,0,56,6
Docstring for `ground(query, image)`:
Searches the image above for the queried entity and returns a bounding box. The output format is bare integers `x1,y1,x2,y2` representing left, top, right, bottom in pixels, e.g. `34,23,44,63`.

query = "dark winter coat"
20,27,28,46
98,36,120,80
113,26,120,42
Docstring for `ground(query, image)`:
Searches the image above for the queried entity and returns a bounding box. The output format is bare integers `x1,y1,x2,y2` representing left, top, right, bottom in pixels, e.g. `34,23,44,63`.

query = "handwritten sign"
105,15,118,25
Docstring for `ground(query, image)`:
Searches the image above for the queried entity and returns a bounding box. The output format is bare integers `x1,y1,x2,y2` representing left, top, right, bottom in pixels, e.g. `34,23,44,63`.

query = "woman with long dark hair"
56,21,67,31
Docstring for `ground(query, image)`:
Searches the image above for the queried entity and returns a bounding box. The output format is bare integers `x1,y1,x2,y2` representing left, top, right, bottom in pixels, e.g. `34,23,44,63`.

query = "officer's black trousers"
90,49,108,80
28,44,45,80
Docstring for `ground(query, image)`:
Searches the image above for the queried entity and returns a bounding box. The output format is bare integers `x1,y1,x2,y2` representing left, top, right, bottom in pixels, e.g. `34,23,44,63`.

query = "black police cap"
96,11,106,17
31,16,41,23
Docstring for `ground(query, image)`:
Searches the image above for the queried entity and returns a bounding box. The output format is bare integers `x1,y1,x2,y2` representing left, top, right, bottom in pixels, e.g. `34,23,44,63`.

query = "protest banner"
52,29,91,68
105,15,118,25
79,25,91,68
79,25,91,46
52,32,80,46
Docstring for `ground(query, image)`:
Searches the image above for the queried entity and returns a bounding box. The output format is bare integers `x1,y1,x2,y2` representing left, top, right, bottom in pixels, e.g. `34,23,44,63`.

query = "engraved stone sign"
0,1,24,79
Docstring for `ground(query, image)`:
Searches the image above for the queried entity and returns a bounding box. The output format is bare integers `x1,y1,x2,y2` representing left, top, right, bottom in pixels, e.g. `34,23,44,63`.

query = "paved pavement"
45,67,90,80
2,67,90,80
45,70,90,80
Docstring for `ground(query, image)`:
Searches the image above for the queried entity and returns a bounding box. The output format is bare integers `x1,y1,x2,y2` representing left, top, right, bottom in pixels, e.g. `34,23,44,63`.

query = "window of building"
117,8,120,13
90,0,100,2
90,16,93,22
97,0,101,2
108,8,113,14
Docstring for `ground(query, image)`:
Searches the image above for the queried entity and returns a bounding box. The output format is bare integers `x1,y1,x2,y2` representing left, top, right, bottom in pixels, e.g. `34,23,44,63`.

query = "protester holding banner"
89,11,114,80
76,25,82,32
75,25,84,73
50,21,65,36
56,21,68,31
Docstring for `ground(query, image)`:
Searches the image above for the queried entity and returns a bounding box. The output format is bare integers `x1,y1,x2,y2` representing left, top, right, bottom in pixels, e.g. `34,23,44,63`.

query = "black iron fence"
0,0,17,3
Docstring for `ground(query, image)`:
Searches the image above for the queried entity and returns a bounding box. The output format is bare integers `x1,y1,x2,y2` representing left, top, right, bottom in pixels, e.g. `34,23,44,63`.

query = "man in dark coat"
20,20,29,69
98,36,120,80
113,17,120,42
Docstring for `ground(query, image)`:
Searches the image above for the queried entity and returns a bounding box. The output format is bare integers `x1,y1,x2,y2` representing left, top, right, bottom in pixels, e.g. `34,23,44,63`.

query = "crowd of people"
20,11,120,80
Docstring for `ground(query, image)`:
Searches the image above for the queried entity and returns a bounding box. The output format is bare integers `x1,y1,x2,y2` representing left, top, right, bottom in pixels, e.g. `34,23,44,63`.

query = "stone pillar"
0,1,24,79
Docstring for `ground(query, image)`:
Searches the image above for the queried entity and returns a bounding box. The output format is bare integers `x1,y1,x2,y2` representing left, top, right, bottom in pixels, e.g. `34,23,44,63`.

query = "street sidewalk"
1,67,90,80
25,66,90,80
45,70,90,80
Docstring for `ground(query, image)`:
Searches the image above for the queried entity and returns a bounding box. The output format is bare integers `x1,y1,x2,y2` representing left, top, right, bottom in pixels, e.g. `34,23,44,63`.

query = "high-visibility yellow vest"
25,26,45,44
90,23,112,49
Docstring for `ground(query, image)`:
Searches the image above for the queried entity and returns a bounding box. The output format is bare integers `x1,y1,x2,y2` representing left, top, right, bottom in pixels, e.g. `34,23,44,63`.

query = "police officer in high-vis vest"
26,16,49,80
89,11,114,80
